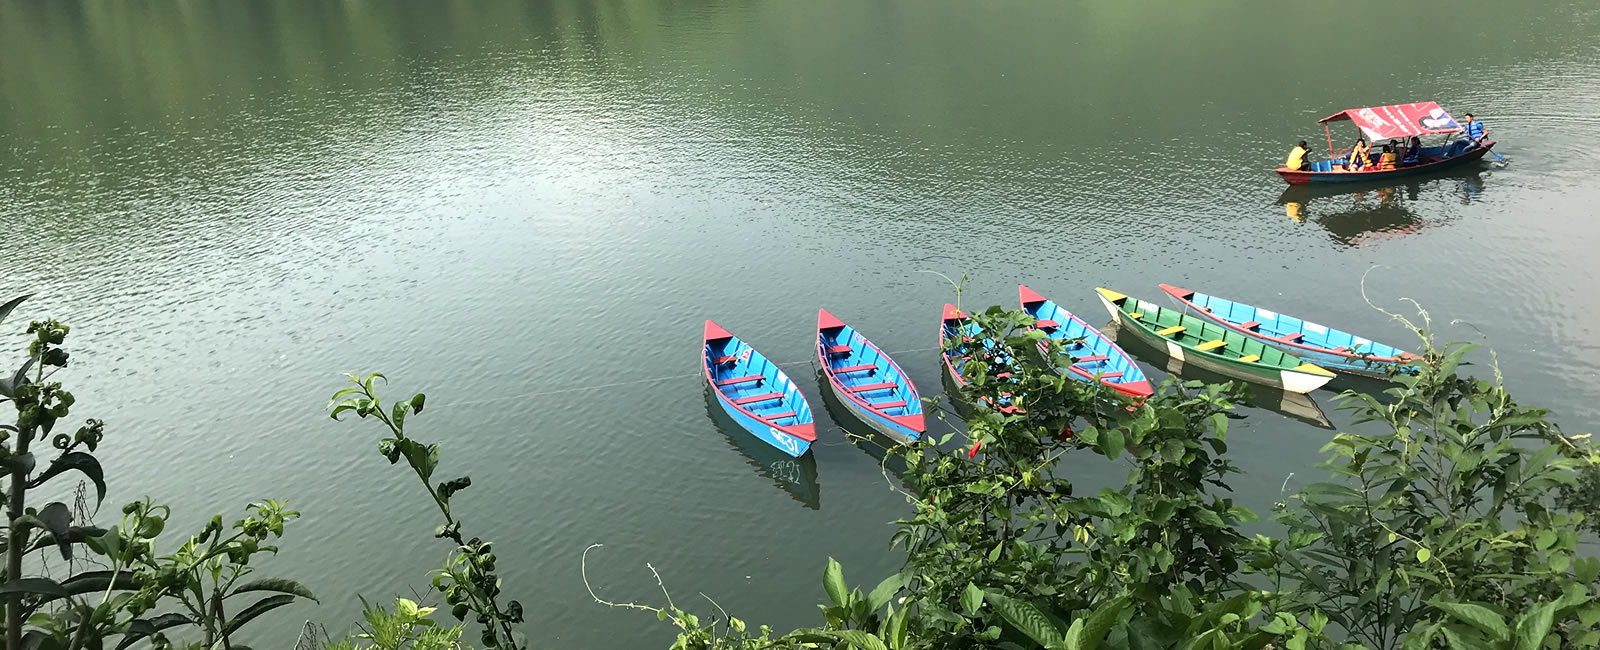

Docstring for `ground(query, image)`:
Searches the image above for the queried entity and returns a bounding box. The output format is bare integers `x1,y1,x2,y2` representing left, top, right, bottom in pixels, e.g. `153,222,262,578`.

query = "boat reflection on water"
1103,323,1334,430
702,386,820,509
1278,170,1488,248
816,371,915,490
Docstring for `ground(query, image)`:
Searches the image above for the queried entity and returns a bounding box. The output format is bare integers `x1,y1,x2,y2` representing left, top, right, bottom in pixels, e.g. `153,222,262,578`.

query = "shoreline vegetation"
3,292,1597,650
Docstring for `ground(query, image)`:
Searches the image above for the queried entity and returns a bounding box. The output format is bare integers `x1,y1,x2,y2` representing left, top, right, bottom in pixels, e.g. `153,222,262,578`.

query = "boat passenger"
1285,140,1311,171
1376,143,1398,171
1402,136,1423,165
1347,137,1370,171
1460,113,1487,148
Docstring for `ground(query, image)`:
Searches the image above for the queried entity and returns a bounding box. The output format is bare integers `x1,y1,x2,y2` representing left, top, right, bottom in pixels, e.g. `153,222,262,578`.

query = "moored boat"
702,320,817,457
1276,101,1494,185
938,303,1023,414
1159,284,1419,379
1018,285,1152,398
816,309,925,444
1095,288,1335,394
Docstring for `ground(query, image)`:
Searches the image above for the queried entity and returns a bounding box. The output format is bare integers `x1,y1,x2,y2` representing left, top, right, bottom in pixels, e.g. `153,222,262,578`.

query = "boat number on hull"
770,427,800,455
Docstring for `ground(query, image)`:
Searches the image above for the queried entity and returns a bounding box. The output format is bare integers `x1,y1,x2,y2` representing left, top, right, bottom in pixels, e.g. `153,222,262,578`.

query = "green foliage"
1257,329,1600,648
330,375,525,650
0,295,313,650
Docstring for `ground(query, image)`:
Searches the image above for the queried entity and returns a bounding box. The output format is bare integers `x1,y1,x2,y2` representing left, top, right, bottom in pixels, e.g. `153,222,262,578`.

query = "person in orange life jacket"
1285,140,1311,171
1376,142,1398,171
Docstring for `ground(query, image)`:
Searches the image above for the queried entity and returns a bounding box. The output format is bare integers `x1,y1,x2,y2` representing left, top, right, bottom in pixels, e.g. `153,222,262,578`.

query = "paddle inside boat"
1095,288,1335,394
1018,285,1152,398
816,309,925,444
1277,101,1494,185
702,320,817,458
1159,284,1420,379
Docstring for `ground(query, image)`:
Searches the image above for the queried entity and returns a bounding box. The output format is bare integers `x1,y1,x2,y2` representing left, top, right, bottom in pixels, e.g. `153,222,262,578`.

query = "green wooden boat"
1095,288,1335,394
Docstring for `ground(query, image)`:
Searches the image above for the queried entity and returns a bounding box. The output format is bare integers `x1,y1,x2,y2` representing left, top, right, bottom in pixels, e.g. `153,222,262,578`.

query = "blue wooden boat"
816,309,925,444
1018,285,1153,398
1159,284,1420,379
702,320,816,457
938,304,1024,414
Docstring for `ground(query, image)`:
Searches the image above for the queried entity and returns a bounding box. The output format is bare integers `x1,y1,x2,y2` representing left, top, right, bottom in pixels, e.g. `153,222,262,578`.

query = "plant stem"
6,419,34,650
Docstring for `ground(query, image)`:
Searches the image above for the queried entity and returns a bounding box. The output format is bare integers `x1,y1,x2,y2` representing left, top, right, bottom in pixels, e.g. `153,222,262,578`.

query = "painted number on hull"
771,428,800,455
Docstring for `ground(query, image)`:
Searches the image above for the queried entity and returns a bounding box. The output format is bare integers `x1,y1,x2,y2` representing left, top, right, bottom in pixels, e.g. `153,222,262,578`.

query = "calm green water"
4,1,1600,647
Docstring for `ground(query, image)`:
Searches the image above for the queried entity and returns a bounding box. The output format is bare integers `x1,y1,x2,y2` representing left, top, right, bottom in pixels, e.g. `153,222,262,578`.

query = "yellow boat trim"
1239,354,1261,363
1095,287,1128,303
1129,312,1143,320
1294,363,1335,376
1195,339,1226,351
1156,325,1185,337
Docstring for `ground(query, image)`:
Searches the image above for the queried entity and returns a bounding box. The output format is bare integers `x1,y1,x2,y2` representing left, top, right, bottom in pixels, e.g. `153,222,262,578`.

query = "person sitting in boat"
1346,137,1370,171
1402,136,1424,165
1460,113,1487,148
1285,140,1311,171
1376,142,1398,170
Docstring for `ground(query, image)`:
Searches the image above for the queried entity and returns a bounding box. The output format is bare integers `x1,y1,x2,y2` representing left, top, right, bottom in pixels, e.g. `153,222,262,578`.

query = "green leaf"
411,393,426,414
1160,439,1185,463
1534,529,1555,550
1428,600,1509,640
1070,594,1128,650
1513,602,1555,650
1572,556,1600,583
836,630,887,650
1191,508,1224,529
1100,429,1125,459
960,583,983,615
27,453,105,506
0,578,70,599
885,605,909,650
33,502,73,560
228,578,318,603
823,557,848,608
221,594,298,637
866,573,908,613
115,614,195,650
0,295,29,329
984,593,1063,648
1416,547,1431,563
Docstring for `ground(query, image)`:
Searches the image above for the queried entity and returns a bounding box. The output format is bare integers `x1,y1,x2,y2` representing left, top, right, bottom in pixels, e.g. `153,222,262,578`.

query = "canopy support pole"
1325,124,1334,158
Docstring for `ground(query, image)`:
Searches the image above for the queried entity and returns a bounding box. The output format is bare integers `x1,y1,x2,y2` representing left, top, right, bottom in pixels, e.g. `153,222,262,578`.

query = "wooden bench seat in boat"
847,382,897,393
733,392,784,405
716,375,763,386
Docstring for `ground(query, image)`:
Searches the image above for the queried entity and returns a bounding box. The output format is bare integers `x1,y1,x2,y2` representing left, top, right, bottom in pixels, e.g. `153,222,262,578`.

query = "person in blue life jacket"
1461,113,1487,148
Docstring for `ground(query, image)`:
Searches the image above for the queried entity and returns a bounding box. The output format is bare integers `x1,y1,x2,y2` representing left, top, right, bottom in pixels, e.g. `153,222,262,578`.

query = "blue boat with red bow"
702,320,817,457
816,309,925,444
1019,285,1152,398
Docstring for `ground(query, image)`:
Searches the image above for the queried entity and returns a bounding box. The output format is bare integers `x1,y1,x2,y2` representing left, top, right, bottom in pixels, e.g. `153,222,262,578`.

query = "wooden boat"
939,303,1035,418
1276,101,1494,185
1158,284,1420,379
1094,288,1335,394
816,309,925,444
1018,285,1152,398
702,320,816,457
1104,322,1334,430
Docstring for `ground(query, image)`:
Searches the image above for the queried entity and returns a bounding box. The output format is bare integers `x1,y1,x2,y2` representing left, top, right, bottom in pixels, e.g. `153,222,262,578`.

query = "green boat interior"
1125,299,1297,368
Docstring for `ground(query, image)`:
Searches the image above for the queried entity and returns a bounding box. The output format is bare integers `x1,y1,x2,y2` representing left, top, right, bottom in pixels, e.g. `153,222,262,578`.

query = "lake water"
3,1,1599,647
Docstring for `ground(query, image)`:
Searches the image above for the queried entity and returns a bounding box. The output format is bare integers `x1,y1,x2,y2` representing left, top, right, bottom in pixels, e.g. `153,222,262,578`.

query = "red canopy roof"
1318,102,1463,141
